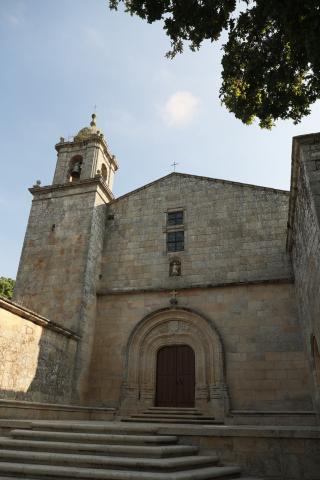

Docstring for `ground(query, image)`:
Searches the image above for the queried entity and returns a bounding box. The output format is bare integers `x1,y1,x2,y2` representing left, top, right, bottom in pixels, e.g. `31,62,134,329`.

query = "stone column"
119,382,140,414
140,384,154,408
209,383,230,421
195,384,209,410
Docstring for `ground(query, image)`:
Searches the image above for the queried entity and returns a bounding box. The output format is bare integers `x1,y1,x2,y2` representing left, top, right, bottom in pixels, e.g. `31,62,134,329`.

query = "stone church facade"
1,115,320,427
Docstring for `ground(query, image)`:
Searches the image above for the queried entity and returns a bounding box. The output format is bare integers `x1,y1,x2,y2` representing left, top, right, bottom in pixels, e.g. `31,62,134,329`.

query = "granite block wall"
99,174,292,292
13,181,107,332
290,135,320,413
13,180,110,402
86,283,313,411
0,298,78,403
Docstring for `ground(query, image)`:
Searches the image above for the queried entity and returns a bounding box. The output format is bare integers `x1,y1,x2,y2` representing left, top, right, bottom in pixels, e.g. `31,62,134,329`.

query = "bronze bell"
70,162,81,178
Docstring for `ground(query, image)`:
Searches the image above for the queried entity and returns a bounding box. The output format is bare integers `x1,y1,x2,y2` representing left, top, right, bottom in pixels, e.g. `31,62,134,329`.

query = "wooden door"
156,345,195,407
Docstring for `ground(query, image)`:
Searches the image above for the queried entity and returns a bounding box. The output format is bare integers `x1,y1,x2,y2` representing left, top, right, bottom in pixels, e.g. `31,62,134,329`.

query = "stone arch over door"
121,307,229,419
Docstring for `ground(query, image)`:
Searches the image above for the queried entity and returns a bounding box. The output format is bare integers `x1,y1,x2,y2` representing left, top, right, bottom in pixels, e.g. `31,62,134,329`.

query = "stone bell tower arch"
53,113,118,189
13,114,119,403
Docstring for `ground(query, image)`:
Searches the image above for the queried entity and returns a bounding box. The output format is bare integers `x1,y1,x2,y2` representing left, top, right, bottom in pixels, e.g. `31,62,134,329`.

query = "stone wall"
90,174,310,414
99,173,292,292
0,298,78,404
13,180,107,332
289,134,320,413
13,179,111,402
14,179,110,403
72,192,108,402
86,283,313,412
181,428,320,480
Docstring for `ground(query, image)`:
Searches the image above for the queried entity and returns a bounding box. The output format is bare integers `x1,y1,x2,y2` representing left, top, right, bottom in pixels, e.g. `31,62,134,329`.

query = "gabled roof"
111,172,289,204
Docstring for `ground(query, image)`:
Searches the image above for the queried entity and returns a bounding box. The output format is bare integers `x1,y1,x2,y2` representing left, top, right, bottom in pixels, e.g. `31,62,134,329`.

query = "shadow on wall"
311,334,320,412
0,299,78,404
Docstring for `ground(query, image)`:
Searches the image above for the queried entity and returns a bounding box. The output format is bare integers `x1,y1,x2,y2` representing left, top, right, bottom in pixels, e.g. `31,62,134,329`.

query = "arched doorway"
121,307,229,419
156,345,195,407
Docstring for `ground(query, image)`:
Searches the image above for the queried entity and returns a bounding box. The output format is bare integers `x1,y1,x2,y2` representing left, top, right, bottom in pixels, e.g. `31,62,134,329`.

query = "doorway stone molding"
120,307,229,419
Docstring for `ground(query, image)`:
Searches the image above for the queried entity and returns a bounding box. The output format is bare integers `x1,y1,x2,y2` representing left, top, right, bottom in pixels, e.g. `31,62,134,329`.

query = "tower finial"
90,113,97,127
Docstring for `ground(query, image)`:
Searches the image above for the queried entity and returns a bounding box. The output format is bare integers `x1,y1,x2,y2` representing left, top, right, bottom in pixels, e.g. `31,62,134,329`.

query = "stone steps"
11,429,179,445
148,407,200,413
0,436,198,458
133,414,216,420
0,450,220,471
0,462,242,479
29,421,160,434
0,477,260,480
124,416,220,424
0,422,245,479
122,407,220,425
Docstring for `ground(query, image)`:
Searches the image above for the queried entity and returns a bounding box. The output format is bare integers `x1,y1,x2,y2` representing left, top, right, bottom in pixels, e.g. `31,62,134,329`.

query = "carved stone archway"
120,308,229,420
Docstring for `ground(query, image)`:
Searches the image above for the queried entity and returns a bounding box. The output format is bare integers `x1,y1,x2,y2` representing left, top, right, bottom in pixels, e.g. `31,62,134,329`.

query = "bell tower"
53,113,118,189
13,114,118,402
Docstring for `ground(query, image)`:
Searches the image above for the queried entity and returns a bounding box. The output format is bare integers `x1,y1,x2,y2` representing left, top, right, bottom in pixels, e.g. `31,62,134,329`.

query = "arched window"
68,155,83,182
101,163,108,184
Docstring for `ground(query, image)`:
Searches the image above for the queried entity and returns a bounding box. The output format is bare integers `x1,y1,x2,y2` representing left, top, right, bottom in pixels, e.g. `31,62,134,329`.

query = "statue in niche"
169,259,181,277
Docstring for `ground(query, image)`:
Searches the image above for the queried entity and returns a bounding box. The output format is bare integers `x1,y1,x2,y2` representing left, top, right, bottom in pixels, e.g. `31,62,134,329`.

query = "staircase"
0,421,258,479
122,407,222,425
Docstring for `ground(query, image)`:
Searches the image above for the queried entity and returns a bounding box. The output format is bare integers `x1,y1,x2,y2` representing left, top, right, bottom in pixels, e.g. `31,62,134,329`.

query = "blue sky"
1,0,320,279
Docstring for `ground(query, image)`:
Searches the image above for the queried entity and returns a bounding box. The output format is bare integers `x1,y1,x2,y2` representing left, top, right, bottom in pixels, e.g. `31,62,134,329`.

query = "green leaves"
219,1,320,127
109,0,320,128
0,277,15,300
109,1,236,51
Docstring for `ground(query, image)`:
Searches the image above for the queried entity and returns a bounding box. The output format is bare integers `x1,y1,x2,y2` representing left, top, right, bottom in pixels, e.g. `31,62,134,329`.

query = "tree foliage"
0,277,15,300
109,1,320,128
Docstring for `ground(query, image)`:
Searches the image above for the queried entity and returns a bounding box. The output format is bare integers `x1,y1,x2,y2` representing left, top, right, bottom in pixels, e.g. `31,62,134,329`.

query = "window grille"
167,230,184,252
167,211,183,226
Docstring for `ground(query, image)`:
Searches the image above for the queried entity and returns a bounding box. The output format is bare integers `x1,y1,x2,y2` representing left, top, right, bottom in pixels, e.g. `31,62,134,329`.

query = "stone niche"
120,307,229,420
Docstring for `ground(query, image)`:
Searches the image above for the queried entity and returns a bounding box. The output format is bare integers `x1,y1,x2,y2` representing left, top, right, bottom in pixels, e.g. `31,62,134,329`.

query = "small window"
167,231,184,252
167,211,183,226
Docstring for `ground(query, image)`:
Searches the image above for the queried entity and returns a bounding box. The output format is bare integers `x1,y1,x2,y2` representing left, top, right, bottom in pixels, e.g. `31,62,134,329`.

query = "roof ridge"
111,172,289,204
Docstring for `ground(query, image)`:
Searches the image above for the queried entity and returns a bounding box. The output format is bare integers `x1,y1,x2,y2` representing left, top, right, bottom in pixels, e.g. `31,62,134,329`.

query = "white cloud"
162,91,200,127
